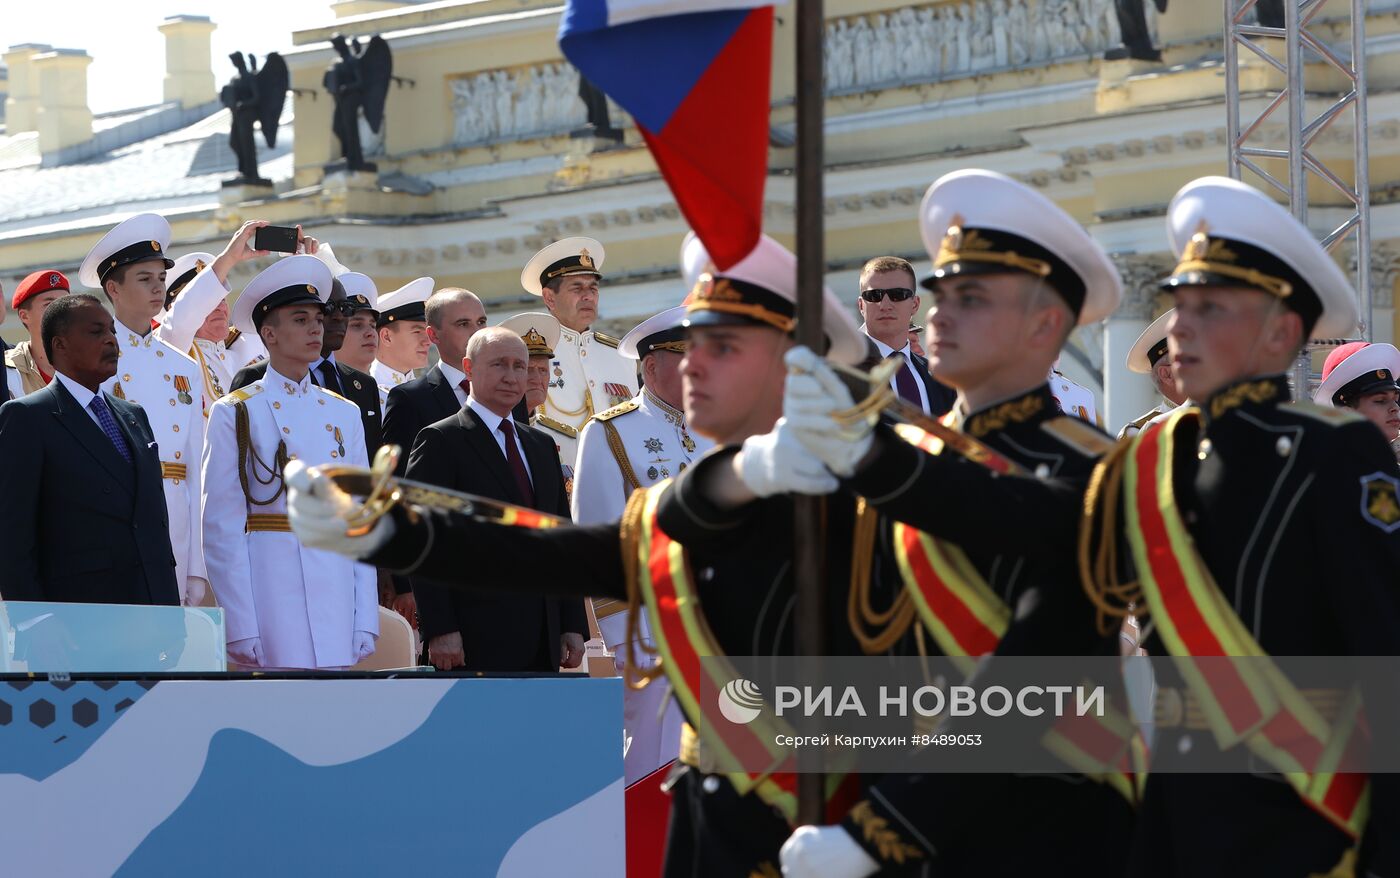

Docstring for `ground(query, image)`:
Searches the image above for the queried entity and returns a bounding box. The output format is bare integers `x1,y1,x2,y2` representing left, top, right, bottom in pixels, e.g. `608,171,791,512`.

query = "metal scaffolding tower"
1223,0,1371,387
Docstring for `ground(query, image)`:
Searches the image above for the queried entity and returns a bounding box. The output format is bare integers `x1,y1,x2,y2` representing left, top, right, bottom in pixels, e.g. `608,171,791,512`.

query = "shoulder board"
225,328,242,348
593,400,638,422
220,384,264,405
1041,415,1116,458
536,414,579,438
316,386,351,405
1283,400,1366,426
1126,410,1160,431
593,332,621,349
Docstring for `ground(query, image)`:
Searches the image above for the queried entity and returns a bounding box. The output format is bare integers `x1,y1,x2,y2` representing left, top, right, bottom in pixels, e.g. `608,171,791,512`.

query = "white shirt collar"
867,334,911,360
436,359,467,389
467,395,514,433
54,370,97,410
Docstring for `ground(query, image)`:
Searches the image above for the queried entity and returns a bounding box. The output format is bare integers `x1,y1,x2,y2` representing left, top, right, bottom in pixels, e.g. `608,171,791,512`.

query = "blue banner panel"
0,677,623,876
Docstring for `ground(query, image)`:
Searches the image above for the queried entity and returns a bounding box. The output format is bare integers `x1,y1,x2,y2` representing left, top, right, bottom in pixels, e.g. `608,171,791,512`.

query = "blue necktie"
89,395,132,463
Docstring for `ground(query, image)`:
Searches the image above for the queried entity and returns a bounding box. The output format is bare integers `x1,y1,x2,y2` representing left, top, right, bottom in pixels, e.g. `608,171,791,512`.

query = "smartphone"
253,225,300,254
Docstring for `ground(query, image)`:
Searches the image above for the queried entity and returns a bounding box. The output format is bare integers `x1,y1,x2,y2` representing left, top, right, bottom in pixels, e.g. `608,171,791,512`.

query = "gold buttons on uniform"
174,452,181,460
330,451,339,459
163,374,171,382
123,373,132,383
1197,439,1212,460
325,424,333,432
1276,436,1293,456
317,399,325,406
156,350,164,358
172,424,180,432
282,427,290,434
169,399,176,406
273,402,281,409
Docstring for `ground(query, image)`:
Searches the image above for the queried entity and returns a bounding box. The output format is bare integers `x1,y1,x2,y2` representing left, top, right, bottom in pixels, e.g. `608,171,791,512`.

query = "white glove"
737,418,839,497
183,576,209,608
780,825,880,878
228,636,263,667
783,347,874,477
353,630,377,662
285,459,394,558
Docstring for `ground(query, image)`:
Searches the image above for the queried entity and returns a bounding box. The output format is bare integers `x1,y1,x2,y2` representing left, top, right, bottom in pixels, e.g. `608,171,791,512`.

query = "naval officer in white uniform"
201,255,378,669
80,213,209,606
371,277,434,406
521,237,639,467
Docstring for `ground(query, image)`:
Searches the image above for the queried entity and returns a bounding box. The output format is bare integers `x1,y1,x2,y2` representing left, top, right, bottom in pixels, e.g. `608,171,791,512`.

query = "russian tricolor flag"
560,1,780,271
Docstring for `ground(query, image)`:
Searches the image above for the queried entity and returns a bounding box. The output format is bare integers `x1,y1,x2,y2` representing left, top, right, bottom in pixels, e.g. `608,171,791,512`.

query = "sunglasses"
323,301,358,316
860,287,917,303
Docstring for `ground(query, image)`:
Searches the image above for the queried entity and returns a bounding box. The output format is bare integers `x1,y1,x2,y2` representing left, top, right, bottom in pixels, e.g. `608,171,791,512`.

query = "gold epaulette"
1126,410,1160,431
1041,415,1116,458
593,331,621,349
225,328,242,348
536,414,579,438
1284,400,1366,426
592,399,638,422
222,384,264,405
315,386,351,404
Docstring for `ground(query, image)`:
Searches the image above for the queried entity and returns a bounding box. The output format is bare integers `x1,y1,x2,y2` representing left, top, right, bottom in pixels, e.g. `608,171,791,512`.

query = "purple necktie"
891,354,922,408
89,395,132,463
498,419,535,506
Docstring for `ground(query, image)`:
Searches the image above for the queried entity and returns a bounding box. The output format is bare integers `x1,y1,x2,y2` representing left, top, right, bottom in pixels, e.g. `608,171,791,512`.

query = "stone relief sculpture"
825,0,1129,91
451,62,594,146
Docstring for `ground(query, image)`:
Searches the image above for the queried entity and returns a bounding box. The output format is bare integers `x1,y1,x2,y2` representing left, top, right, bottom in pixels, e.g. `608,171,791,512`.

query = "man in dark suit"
405,326,587,672
381,288,486,472
0,294,179,605
857,255,955,416
231,277,381,450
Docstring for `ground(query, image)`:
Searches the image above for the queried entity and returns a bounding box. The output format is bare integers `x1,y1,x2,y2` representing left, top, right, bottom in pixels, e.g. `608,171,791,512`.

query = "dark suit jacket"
405,405,588,671
912,350,957,417
0,380,179,605
232,359,382,452
382,364,460,476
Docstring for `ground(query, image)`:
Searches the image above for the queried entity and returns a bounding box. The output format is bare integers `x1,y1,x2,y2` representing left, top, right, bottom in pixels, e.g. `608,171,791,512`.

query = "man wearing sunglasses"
232,277,382,451
856,255,955,416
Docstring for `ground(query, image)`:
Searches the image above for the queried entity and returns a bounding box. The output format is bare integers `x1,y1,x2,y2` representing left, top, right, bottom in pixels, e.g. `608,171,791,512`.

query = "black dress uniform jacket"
0,380,179,605
232,359,382,452
839,383,1133,877
404,405,587,671
1114,375,1400,878
368,445,910,877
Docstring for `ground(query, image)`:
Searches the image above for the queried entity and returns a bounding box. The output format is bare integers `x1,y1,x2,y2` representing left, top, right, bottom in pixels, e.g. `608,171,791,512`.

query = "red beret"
13,270,70,309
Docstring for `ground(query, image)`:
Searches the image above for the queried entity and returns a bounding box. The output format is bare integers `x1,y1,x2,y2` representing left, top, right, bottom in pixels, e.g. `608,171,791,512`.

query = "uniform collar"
115,318,156,350
267,363,313,397
560,324,581,343
372,359,412,385
1202,374,1290,426
954,383,1057,439
643,387,684,425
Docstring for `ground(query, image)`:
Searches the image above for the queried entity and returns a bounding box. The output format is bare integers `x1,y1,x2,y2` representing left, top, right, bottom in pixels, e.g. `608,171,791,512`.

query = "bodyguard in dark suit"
856,255,955,416
405,326,587,672
0,295,179,605
231,277,381,450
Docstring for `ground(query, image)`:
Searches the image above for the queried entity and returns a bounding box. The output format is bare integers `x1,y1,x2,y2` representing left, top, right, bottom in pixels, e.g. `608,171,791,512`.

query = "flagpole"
793,0,827,828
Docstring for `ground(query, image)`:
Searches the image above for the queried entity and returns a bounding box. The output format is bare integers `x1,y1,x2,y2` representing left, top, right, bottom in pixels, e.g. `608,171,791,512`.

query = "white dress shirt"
868,335,931,413
468,396,533,483
437,359,470,407
53,370,103,428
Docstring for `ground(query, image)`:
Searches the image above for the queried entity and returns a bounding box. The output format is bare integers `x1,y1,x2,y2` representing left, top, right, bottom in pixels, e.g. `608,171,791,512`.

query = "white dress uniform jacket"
201,366,378,668
370,359,413,408
536,325,638,468
101,320,207,605
1049,369,1100,426
156,268,266,413
571,388,708,785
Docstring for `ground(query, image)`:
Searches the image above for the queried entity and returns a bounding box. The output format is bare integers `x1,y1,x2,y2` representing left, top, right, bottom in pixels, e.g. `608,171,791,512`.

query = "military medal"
334,426,346,458
647,466,658,480
173,374,193,405
681,430,696,453
644,437,664,454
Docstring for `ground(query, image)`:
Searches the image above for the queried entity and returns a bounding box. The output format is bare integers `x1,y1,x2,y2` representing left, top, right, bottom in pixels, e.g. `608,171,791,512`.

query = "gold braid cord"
847,498,916,655
1077,438,1145,635
619,487,664,690
601,420,644,497
234,401,290,507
